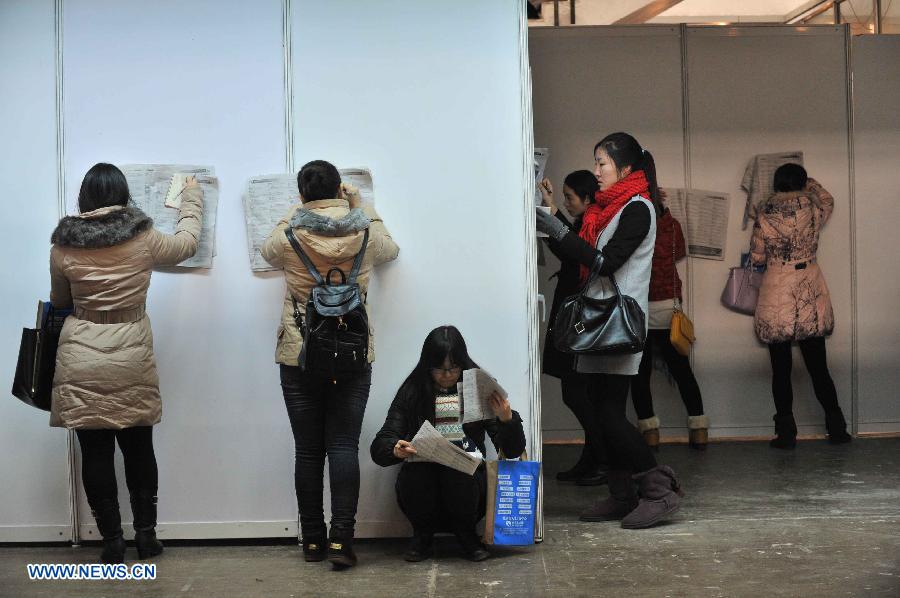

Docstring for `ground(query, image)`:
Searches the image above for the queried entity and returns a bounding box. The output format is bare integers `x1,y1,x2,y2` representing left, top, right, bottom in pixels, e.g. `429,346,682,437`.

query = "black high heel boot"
92,498,126,564
770,414,797,449
302,536,327,562
825,411,852,444
130,491,163,559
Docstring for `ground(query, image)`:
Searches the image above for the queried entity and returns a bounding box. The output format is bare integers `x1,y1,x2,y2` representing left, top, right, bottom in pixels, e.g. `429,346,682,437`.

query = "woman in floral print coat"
750,163,851,449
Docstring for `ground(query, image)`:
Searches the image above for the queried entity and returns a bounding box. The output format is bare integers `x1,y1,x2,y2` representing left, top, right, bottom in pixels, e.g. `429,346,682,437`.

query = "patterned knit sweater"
434,391,464,442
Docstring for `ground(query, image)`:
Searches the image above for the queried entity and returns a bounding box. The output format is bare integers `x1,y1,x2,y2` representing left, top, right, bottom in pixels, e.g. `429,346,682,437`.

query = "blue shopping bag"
483,457,540,546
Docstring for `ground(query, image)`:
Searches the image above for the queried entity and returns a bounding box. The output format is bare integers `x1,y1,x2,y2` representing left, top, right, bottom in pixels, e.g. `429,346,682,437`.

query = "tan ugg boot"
687,415,709,451
638,416,660,451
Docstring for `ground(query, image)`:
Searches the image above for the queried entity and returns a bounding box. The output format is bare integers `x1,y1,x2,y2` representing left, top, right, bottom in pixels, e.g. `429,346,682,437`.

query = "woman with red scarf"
536,132,684,529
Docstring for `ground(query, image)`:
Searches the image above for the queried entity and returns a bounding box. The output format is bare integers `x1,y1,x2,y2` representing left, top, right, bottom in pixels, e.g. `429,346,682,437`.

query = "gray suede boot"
579,471,638,522
620,465,684,529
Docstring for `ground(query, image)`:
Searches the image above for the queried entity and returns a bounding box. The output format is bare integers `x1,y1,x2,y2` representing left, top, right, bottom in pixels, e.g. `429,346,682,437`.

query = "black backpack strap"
347,228,370,284
285,227,325,285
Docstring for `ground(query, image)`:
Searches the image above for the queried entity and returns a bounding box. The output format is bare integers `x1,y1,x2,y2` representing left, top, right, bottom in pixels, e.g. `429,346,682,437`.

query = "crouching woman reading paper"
370,326,526,562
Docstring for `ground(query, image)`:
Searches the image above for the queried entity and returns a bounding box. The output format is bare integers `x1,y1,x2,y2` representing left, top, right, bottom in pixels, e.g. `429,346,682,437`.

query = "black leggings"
582,373,657,473
560,373,607,467
75,426,157,509
396,462,487,534
768,336,840,416
630,329,704,420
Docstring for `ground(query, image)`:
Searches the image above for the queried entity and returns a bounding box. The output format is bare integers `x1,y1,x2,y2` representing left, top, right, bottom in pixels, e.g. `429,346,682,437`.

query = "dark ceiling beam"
613,0,687,25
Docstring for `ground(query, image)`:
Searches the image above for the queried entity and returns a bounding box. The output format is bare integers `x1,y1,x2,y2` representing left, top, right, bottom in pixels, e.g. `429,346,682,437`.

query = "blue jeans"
280,364,371,540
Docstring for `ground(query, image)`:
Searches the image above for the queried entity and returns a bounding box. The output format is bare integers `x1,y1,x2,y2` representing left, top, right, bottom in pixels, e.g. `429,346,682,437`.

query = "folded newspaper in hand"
407,420,481,476
460,368,508,424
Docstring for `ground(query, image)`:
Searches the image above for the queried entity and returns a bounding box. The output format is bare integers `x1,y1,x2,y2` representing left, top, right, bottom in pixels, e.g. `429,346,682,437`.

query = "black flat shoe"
575,471,608,486
328,538,357,568
302,538,327,562
403,533,434,562
455,530,490,562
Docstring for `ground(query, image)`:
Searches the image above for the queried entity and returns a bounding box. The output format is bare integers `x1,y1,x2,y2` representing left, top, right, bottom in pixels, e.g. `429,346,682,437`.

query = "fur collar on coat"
290,204,370,236
51,206,154,249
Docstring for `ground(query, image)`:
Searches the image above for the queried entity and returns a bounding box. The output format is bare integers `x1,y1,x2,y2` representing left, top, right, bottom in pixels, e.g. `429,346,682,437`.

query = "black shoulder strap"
285,227,325,285
347,228,370,284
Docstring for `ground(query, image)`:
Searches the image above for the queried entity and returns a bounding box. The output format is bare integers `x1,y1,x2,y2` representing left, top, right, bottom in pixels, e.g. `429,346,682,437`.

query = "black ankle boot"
130,491,163,559
403,530,434,562
770,414,797,449
302,536,327,562
328,533,357,568
454,529,489,562
556,445,597,482
825,411,852,444
92,498,126,564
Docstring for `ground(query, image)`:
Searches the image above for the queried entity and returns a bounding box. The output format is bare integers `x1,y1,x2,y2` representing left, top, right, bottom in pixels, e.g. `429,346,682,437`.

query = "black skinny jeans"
396,462,487,535
630,329,704,420
76,426,157,509
768,336,840,416
560,373,607,467
280,364,371,540
582,373,657,474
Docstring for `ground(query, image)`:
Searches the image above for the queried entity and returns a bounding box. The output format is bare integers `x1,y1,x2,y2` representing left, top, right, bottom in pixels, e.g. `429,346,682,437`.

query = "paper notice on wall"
242,168,375,272
533,147,549,207
741,151,804,229
662,188,730,261
121,164,218,269
460,368,508,424
407,420,481,475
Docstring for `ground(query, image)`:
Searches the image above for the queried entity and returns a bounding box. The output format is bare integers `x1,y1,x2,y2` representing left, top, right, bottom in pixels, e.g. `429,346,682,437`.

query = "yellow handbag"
670,307,695,356
667,218,695,356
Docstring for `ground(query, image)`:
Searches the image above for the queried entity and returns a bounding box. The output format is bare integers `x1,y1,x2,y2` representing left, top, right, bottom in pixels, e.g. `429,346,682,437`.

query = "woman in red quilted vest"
629,203,708,450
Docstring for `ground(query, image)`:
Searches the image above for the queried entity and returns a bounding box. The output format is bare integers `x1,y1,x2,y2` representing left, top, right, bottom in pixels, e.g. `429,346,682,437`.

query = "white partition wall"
63,0,292,539
0,0,73,543
290,0,535,537
685,26,853,437
852,36,900,435
529,26,690,440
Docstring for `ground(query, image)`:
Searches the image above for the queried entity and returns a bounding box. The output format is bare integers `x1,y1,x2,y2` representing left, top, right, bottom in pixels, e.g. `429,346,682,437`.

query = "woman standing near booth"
261,160,398,569
629,204,709,450
536,132,684,529
539,171,607,484
371,326,526,562
50,163,204,563
751,164,851,448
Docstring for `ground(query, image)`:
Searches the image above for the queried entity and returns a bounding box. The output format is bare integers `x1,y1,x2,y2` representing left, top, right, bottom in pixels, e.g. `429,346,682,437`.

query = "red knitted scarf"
578,170,650,283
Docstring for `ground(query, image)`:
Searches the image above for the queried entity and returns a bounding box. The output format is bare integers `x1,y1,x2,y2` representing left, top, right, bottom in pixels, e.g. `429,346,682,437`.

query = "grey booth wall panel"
529,27,690,439
291,1,532,535
0,0,73,541
852,36,900,432
63,0,292,538
685,27,852,434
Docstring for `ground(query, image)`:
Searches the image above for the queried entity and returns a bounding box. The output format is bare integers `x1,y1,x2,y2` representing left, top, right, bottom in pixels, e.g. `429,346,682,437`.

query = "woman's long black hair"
395,326,480,411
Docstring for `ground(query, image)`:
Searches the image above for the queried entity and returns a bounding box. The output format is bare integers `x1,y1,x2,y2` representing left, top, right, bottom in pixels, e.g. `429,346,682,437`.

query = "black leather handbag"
552,271,646,356
12,303,69,411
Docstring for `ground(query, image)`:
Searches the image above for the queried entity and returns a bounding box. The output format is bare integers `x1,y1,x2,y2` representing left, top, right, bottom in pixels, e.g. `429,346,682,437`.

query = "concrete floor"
2,438,898,597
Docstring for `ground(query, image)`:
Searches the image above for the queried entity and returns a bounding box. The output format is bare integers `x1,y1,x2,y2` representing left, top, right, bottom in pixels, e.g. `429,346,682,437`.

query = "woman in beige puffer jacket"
261,160,398,568
750,164,850,449
49,163,203,563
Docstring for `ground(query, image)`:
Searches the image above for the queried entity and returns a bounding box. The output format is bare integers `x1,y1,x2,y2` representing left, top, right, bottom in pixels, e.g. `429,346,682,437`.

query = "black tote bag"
11,304,69,411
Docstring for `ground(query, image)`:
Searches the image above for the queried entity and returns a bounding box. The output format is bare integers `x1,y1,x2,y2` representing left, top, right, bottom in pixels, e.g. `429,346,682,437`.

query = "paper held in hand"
408,421,481,476
164,173,192,209
460,368,508,424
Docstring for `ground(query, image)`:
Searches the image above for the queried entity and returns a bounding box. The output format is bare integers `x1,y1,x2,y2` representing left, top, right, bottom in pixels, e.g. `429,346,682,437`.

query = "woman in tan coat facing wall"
261,160,398,569
750,163,851,449
49,163,204,563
